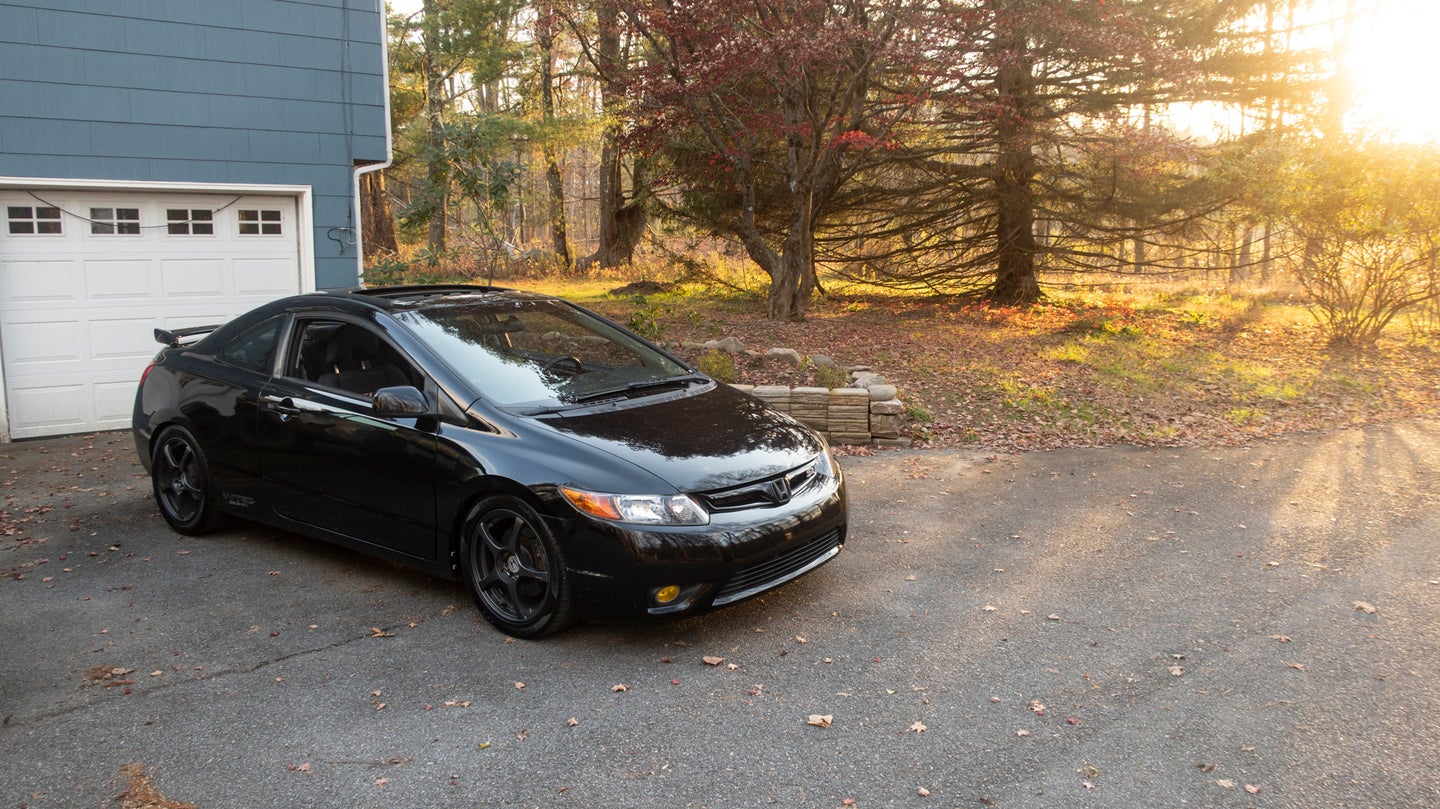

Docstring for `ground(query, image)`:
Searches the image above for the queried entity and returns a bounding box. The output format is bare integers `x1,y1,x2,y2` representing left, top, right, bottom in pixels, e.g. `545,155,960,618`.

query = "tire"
459,495,574,638
150,425,227,536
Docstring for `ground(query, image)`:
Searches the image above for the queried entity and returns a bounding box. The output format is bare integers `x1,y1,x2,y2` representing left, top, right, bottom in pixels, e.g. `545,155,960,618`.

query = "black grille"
712,528,842,606
702,460,821,512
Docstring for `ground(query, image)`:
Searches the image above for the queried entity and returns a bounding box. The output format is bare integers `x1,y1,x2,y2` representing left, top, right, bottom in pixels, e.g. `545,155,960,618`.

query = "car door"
254,317,440,562
183,314,287,507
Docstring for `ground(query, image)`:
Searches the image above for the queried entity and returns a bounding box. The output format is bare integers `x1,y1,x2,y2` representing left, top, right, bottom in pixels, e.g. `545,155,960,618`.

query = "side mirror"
372,385,433,418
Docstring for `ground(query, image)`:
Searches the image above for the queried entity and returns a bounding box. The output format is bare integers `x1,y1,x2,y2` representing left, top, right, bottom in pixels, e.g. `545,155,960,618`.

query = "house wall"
0,0,389,289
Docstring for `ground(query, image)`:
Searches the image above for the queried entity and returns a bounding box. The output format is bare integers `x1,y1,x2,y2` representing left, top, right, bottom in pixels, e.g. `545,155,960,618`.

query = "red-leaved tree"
621,0,924,319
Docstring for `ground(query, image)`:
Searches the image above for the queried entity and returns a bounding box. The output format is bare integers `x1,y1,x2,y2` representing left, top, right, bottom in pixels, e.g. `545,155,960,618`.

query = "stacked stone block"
728,382,909,446
789,387,830,433
750,385,791,413
827,388,872,444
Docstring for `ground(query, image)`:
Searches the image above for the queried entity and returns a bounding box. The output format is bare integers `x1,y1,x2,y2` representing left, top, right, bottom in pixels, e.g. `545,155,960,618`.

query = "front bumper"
554,474,848,620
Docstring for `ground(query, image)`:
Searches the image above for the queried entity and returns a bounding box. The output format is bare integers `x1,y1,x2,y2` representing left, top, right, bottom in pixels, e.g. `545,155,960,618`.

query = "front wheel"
151,425,226,535
459,495,574,638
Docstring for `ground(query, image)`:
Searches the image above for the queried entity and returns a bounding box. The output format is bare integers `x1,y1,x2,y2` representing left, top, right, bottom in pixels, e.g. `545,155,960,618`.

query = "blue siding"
0,0,389,289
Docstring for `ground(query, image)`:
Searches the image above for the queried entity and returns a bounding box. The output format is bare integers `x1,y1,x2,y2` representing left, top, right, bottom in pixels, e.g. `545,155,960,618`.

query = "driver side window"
286,320,419,396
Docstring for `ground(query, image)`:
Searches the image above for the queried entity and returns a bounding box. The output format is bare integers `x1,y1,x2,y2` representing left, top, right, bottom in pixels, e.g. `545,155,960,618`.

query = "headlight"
814,446,836,479
561,487,710,526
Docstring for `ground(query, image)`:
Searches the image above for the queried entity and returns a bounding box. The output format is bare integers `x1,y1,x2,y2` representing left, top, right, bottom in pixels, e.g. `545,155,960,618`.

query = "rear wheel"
151,425,226,535
459,495,574,638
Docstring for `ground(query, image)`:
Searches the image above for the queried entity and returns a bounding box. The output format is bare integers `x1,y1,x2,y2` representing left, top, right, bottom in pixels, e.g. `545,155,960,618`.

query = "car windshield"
395,298,698,410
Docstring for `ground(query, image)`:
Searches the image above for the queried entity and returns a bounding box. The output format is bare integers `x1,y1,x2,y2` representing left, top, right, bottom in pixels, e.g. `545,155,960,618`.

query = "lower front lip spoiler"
711,541,842,607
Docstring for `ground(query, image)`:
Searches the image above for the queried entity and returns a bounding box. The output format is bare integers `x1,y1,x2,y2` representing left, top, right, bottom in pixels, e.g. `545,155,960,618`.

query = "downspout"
351,0,395,288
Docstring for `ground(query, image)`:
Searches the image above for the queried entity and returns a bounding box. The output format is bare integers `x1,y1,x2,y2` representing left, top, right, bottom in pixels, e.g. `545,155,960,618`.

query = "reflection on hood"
541,386,820,492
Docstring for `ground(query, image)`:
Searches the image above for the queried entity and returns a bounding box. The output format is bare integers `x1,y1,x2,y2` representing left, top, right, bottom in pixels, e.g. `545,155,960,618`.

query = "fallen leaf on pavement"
808,714,833,728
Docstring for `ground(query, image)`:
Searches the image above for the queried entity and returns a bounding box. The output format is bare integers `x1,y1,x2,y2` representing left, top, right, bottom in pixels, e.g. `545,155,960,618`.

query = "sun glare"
1342,0,1440,143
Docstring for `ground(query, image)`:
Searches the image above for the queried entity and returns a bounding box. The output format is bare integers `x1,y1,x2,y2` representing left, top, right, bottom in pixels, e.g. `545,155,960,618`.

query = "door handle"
260,394,301,418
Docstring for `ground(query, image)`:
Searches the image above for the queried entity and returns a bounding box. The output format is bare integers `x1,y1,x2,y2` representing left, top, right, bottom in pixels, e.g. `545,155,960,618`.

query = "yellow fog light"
653,585,682,605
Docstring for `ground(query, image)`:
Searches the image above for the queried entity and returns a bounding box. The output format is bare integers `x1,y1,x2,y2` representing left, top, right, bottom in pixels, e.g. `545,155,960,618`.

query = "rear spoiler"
154,325,220,348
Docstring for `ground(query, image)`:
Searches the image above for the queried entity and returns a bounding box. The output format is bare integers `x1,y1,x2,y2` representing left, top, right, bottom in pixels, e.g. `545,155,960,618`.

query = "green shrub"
695,351,738,383
905,403,933,424
362,255,413,286
812,364,849,389
627,296,664,340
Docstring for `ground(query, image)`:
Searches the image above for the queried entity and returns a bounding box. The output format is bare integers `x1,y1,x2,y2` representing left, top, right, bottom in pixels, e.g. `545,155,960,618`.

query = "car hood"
532,384,823,493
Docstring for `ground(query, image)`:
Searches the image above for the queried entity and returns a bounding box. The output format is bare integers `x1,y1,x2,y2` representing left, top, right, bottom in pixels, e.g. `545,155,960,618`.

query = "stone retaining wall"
729,384,910,446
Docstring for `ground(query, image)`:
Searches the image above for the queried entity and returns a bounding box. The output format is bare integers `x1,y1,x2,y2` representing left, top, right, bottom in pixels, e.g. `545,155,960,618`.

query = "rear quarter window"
216,316,283,373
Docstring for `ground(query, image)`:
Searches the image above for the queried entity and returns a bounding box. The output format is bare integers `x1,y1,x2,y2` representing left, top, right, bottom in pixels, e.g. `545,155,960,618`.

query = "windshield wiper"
571,373,710,403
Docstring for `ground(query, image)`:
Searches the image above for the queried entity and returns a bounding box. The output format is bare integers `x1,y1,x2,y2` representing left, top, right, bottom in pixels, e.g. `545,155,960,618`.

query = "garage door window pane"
239,209,283,235
167,209,214,235
90,207,141,235
7,206,62,234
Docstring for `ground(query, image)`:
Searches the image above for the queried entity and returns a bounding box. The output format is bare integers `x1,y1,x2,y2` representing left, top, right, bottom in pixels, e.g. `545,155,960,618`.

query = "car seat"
317,326,409,395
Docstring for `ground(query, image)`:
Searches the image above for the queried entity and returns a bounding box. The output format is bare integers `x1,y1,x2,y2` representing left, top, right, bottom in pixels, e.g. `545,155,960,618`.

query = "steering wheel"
541,355,585,377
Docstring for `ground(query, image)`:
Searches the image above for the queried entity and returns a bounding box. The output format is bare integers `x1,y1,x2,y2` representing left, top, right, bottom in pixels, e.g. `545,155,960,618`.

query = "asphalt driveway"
3,421,1438,808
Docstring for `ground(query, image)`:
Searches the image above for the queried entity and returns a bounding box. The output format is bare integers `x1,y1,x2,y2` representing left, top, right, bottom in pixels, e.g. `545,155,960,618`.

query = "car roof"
317,284,548,312
190,285,556,351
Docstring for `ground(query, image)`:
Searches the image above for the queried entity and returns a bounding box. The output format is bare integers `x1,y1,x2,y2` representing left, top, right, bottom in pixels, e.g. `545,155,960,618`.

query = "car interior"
293,321,415,395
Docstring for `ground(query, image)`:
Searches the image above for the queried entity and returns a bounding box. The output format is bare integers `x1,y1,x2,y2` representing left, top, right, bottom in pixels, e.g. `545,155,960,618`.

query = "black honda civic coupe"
133,285,846,637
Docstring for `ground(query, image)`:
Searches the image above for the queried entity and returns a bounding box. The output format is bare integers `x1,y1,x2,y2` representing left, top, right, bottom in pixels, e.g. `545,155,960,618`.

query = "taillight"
139,363,156,387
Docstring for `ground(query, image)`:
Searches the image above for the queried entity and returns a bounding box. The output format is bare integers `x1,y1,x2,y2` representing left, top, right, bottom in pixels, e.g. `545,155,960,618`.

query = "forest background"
359,0,1440,450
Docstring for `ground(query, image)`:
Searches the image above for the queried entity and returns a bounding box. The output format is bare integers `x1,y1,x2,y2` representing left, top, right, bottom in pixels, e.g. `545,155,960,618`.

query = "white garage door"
0,190,303,439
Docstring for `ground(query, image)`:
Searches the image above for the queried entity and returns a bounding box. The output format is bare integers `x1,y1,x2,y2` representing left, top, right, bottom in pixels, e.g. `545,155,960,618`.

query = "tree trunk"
594,0,628,268
770,77,820,320
768,198,815,321
537,5,571,269
1232,223,1255,286
359,171,397,260
1261,220,1274,283
421,0,447,254
991,31,1042,306
727,152,810,320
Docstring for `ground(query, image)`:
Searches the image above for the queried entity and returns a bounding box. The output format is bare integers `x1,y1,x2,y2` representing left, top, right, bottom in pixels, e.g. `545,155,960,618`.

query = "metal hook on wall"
327,227,357,255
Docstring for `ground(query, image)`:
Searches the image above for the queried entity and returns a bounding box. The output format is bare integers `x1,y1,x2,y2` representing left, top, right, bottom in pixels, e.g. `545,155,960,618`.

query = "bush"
905,403,933,424
627,296,664,340
695,351,738,383
812,364,850,389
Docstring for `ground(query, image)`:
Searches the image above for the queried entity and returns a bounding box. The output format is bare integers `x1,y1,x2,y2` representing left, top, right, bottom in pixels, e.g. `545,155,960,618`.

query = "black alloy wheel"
151,425,226,535
460,495,574,638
